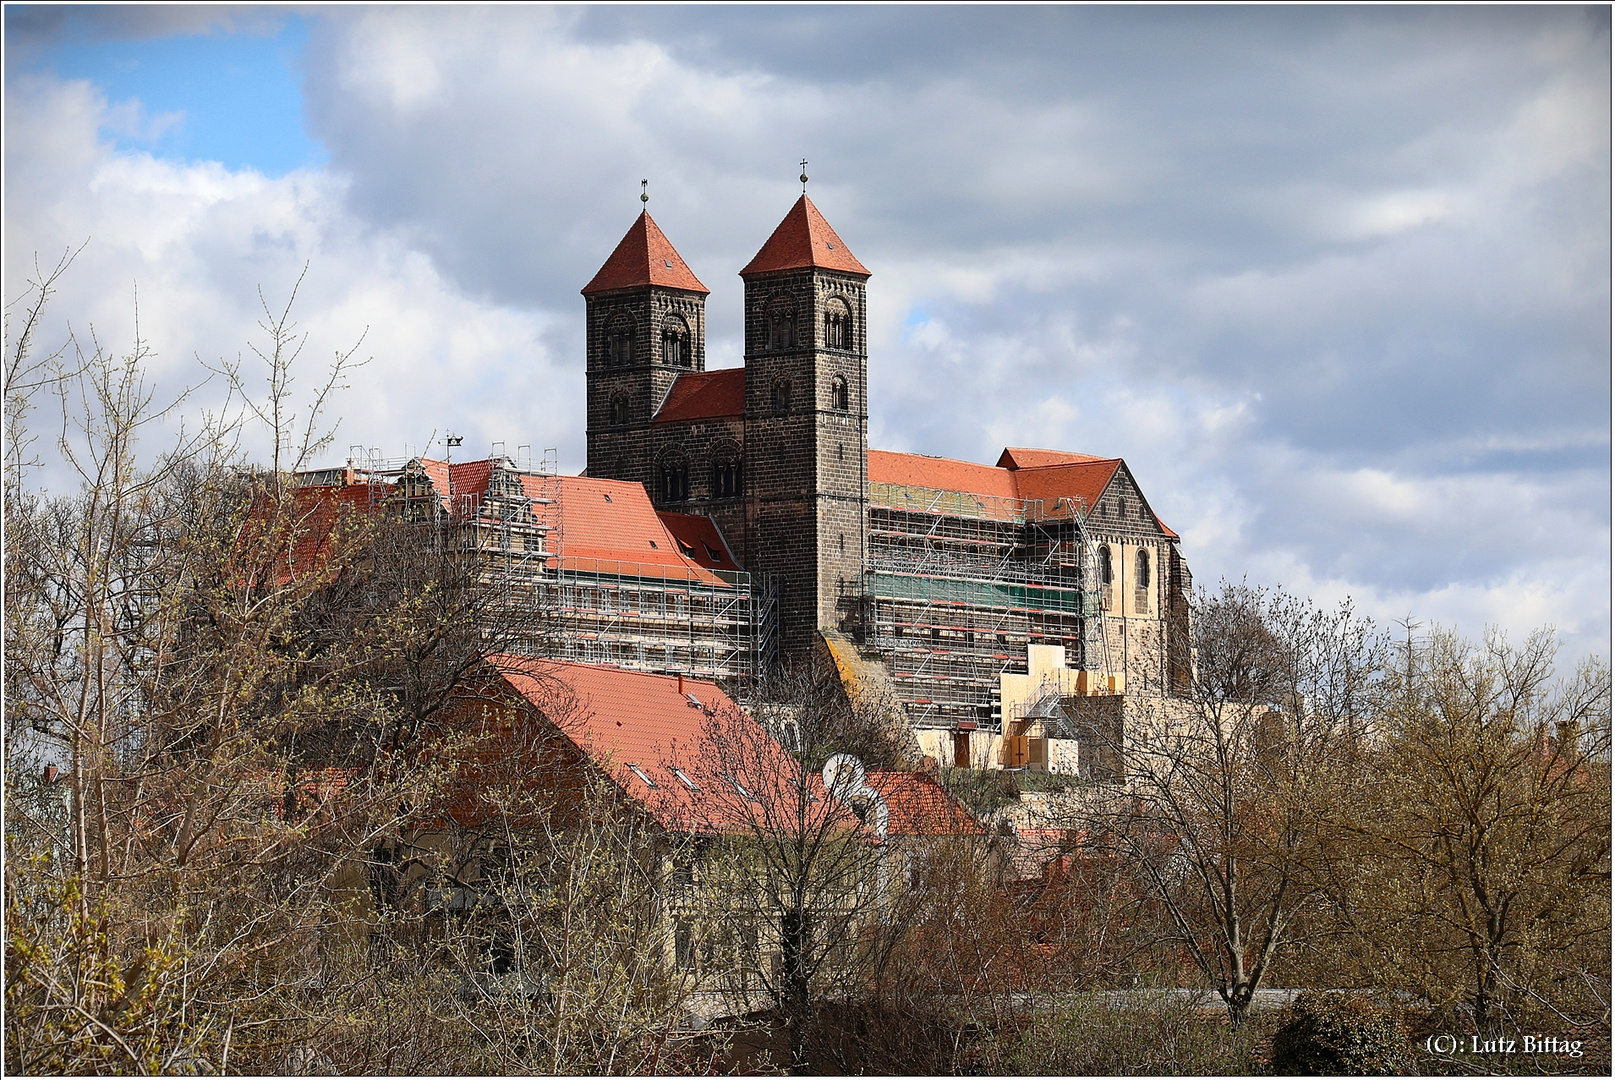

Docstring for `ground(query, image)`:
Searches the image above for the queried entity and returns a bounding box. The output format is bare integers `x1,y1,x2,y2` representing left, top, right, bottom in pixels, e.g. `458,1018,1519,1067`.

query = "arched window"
658,453,689,503
824,300,851,349
711,442,742,498
610,394,630,426
830,375,849,411
1135,549,1151,613
606,318,635,367
769,308,796,351
662,314,690,368
1097,545,1114,611
772,378,793,413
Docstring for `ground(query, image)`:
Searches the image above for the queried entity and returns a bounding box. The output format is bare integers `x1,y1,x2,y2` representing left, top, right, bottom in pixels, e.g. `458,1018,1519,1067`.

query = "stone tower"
582,212,709,490
738,196,871,665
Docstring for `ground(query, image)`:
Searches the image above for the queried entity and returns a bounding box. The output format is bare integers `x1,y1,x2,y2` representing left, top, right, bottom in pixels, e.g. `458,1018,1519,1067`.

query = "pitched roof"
653,368,746,423
658,512,743,573
869,448,1175,532
867,771,983,835
528,473,736,584
868,449,1019,500
581,211,709,296
997,447,1110,470
739,195,871,278
491,657,830,836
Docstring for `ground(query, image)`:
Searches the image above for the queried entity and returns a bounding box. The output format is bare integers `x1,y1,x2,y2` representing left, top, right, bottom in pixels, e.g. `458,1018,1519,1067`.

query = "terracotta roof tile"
739,195,870,278
491,657,833,836
525,473,736,585
866,771,983,835
868,449,1019,500
996,447,1110,470
653,368,746,423
582,211,709,296
1010,459,1122,517
658,512,743,572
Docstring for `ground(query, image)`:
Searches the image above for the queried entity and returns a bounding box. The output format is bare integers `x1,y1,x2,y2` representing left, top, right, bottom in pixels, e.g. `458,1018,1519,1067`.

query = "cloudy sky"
5,5,1610,663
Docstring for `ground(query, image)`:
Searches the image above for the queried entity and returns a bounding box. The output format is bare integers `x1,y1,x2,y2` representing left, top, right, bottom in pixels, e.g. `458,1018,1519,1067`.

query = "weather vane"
799,159,808,193
641,179,649,207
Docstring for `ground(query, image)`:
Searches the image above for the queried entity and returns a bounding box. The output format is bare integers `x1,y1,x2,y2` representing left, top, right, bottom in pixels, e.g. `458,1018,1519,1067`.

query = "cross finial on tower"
641,179,649,207
799,159,808,193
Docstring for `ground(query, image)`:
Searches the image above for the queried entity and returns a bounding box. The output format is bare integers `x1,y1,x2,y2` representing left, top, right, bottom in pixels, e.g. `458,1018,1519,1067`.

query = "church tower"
739,195,871,665
582,212,709,490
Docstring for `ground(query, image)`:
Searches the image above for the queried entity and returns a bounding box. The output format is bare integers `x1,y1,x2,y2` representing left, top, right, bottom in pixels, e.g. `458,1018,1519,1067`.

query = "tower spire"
641,178,649,207
799,159,808,194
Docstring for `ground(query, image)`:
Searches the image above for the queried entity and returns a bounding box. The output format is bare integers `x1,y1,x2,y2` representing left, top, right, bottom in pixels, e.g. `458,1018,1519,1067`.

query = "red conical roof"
582,211,709,296
739,195,870,278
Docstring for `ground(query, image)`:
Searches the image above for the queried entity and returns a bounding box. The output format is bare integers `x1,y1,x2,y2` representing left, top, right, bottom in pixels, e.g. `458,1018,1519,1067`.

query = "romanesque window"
1098,545,1113,611
830,375,849,411
1135,549,1151,612
662,314,691,368
772,378,793,413
711,443,742,498
769,308,796,351
606,318,635,367
824,300,850,349
658,453,689,503
610,394,630,426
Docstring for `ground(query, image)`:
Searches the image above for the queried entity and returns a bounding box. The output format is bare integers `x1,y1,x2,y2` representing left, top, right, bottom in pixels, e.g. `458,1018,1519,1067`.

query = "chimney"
43,764,58,784
677,673,684,695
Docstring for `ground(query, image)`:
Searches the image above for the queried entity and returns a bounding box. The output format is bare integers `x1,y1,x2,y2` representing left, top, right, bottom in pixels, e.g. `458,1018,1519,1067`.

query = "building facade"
582,195,1194,741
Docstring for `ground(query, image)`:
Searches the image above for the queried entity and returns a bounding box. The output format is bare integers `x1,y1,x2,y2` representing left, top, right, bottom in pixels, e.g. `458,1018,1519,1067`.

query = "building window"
662,314,691,367
713,460,741,498
610,394,630,426
769,308,796,350
1135,549,1151,612
606,318,635,367
658,454,689,503
825,301,850,349
1098,545,1113,611
830,375,849,411
772,378,793,413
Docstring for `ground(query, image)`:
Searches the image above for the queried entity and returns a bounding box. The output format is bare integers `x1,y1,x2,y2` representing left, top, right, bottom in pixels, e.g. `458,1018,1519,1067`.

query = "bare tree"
1095,582,1385,1025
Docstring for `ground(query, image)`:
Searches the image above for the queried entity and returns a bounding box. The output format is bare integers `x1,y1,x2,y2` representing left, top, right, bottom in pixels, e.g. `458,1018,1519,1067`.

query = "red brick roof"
870,448,1175,532
996,447,1109,470
528,473,736,585
582,211,709,296
658,512,743,572
739,195,871,278
653,368,746,423
492,657,830,836
867,771,983,835
869,449,1019,500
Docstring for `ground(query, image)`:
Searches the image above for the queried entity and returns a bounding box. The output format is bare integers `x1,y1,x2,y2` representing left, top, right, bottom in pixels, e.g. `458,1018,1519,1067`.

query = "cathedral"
579,193,1194,739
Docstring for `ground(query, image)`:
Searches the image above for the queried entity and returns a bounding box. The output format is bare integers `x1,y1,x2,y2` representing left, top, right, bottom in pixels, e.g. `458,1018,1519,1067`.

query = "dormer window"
626,763,658,788
670,767,700,792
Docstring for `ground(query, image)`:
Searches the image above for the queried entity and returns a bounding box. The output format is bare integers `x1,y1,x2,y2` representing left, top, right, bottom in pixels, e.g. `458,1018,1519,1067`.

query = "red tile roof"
491,657,834,836
526,473,736,585
582,211,709,296
867,771,983,835
870,448,1174,532
653,368,746,423
658,512,743,572
869,449,1019,500
739,195,871,278
996,447,1109,470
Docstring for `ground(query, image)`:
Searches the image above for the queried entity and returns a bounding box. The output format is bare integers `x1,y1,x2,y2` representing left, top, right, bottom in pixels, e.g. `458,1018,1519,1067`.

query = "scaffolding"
861,481,1105,731
316,449,762,701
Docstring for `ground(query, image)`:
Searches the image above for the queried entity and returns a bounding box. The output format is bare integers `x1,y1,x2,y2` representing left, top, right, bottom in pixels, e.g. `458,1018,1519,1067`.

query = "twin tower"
581,196,870,665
